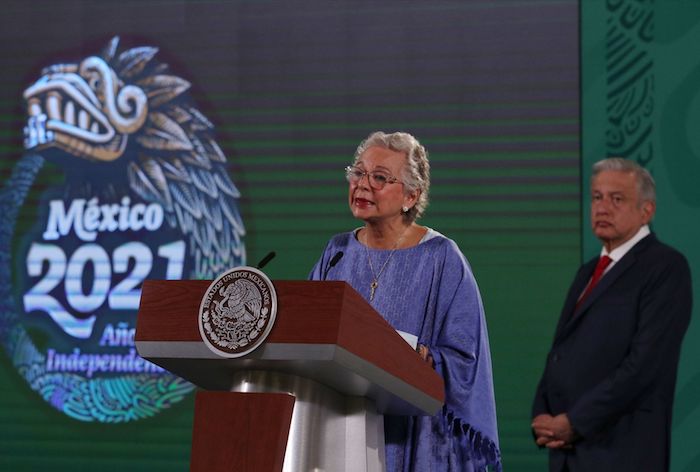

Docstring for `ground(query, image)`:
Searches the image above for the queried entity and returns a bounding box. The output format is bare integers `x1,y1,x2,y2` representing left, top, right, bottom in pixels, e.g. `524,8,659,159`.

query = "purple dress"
310,229,501,471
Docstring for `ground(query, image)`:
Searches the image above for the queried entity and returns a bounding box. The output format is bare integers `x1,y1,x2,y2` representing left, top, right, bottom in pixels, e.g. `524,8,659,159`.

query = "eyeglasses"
345,166,403,190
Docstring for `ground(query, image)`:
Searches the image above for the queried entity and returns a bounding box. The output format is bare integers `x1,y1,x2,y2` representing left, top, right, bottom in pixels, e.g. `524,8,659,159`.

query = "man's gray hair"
353,131,430,222
592,157,656,204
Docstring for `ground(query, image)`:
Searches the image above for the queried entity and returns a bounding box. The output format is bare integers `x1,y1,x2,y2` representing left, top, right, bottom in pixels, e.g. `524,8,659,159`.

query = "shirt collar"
601,225,650,262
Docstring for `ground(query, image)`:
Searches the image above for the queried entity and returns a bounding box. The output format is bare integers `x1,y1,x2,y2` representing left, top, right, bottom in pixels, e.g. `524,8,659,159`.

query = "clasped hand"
531,413,577,449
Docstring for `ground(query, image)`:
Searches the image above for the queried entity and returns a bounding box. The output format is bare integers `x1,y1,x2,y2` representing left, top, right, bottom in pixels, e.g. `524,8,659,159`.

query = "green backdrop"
581,1,700,471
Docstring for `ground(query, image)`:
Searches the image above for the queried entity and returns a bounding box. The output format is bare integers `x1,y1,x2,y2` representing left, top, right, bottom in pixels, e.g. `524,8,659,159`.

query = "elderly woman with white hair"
310,131,501,471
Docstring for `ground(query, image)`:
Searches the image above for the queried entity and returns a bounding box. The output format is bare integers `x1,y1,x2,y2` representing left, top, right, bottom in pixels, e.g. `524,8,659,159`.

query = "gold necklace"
363,226,410,302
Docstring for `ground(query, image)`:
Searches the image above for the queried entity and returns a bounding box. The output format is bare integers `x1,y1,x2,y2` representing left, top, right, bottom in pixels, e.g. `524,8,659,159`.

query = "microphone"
256,251,276,270
323,251,344,280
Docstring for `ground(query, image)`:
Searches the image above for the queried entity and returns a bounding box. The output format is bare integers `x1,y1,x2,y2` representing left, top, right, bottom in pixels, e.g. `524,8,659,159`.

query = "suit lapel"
553,260,595,339
571,253,636,318
554,234,655,343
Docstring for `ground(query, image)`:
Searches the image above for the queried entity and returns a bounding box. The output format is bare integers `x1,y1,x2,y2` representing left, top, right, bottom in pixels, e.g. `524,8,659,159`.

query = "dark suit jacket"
532,233,692,472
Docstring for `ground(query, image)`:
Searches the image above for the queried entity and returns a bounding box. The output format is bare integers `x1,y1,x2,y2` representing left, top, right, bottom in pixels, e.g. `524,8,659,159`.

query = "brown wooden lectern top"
136,280,444,416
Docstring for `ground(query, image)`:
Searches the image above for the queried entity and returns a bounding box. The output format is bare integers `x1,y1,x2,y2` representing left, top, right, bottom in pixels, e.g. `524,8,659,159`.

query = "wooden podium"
136,280,444,472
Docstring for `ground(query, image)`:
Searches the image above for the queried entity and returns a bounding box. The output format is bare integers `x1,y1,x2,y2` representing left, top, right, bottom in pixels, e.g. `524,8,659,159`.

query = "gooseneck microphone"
323,251,344,280
256,251,276,270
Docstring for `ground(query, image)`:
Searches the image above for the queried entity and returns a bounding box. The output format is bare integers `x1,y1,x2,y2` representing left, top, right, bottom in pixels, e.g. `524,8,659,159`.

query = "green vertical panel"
582,2,700,471
656,4,700,472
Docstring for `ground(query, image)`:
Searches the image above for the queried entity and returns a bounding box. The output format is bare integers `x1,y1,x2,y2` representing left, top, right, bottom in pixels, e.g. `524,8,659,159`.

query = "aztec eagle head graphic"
22,35,246,279
0,36,246,422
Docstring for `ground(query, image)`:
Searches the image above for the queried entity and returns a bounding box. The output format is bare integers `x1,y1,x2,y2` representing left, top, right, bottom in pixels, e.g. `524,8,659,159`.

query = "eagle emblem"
199,267,277,358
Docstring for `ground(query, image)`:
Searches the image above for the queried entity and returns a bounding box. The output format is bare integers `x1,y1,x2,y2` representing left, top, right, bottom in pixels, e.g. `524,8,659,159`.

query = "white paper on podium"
395,330,418,350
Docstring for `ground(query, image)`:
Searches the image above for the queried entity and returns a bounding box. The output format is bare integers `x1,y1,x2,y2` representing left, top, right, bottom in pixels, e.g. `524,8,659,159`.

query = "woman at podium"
310,131,501,471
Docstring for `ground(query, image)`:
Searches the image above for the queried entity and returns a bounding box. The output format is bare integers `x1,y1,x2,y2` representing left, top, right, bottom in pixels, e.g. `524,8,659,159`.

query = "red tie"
576,255,613,309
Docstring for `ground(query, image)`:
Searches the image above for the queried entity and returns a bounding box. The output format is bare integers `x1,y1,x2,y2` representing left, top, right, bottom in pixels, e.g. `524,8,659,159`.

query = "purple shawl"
309,229,501,471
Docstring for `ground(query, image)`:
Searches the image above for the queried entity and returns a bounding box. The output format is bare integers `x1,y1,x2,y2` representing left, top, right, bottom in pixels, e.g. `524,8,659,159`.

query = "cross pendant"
370,280,378,301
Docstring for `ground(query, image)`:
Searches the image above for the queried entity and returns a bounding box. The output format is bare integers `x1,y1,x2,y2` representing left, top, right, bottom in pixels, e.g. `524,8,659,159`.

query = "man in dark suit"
531,158,692,471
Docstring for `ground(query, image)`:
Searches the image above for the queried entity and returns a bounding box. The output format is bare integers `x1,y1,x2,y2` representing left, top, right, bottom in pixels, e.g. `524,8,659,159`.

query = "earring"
402,206,409,213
